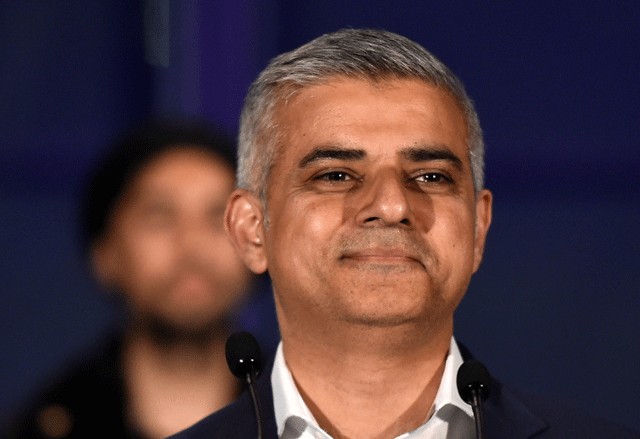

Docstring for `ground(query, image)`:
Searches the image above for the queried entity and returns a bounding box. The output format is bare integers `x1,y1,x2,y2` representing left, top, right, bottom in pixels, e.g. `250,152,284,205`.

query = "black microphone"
226,331,264,439
457,360,491,439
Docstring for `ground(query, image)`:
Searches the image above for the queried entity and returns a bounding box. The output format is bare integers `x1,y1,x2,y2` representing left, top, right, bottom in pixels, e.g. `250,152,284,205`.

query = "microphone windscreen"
225,331,263,379
456,360,491,404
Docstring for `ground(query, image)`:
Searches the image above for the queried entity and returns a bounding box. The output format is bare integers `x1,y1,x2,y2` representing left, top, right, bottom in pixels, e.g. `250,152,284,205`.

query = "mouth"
171,274,213,302
340,248,425,268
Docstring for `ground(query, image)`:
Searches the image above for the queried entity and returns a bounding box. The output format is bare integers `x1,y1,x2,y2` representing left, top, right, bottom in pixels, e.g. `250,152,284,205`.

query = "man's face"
261,78,491,332
94,147,252,333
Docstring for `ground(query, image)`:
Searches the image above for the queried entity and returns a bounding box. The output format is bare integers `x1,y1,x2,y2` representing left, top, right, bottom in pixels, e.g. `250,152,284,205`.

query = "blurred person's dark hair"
80,118,237,258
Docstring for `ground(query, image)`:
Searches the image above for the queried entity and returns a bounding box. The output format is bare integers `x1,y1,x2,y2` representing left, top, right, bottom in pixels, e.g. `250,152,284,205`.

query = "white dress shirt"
271,337,475,439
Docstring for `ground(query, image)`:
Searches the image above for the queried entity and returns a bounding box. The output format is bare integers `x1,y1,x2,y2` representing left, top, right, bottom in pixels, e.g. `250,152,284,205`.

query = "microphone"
457,360,491,439
226,331,264,439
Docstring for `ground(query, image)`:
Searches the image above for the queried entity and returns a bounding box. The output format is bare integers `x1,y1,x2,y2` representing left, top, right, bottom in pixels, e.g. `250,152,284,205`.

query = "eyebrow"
400,146,463,170
297,144,464,170
298,146,367,168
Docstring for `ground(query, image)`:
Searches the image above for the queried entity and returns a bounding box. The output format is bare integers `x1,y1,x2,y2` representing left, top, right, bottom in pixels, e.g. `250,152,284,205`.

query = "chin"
139,310,230,342
338,302,426,326
342,313,419,327
337,292,448,329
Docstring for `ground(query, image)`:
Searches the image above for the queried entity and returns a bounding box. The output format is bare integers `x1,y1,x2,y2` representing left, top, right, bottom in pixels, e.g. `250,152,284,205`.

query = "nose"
354,169,413,227
177,216,208,256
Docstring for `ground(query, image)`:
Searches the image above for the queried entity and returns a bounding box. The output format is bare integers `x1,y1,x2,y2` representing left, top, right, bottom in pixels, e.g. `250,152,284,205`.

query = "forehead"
125,146,235,197
140,145,231,177
272,77,469,163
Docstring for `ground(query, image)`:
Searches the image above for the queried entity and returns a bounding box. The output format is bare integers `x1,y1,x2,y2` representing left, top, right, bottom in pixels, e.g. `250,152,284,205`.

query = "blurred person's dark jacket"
5,332,145,439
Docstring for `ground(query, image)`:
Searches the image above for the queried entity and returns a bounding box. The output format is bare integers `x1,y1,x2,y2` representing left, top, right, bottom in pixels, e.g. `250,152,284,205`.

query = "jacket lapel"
458,343,549,438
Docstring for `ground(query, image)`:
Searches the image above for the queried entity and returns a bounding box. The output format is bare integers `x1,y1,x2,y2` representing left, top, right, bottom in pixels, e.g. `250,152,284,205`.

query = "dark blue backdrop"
1,0,639,432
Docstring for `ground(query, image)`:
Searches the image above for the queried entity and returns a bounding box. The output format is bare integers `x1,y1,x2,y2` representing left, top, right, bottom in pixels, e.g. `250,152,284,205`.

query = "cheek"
118,230,175,289
439,206,477,265
406,193,437,232
268,198,342,278
307,204,337,239
289,199,341,250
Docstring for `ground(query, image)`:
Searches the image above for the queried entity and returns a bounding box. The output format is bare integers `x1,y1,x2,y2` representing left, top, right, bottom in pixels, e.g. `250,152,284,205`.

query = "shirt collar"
433,337,475,419
271,342,320,437
271,337,474,438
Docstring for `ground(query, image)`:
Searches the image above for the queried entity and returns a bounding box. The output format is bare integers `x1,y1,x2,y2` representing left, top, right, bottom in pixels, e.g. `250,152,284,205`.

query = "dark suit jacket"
3,333,148,439
168,344,640,439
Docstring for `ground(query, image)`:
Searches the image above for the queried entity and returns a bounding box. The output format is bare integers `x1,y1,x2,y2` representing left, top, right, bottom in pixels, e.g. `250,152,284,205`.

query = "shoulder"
2,334,129,439
167,392,259,439
487,378,640,438
457,342,639,438
512,386,640,438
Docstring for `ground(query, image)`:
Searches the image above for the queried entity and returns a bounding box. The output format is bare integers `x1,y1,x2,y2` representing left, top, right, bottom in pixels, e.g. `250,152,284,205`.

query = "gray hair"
237,28,485,202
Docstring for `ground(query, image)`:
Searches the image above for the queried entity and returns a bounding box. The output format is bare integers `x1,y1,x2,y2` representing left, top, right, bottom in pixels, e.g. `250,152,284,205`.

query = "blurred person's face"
93,147,252,333
228,78,491,336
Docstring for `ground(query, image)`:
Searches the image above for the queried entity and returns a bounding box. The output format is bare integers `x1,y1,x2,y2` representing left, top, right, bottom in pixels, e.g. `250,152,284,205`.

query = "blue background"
1,0,639,432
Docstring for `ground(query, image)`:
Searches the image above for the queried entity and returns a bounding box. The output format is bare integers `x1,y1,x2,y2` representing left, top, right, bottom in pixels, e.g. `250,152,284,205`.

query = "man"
7,120,270,439
170,30,640,438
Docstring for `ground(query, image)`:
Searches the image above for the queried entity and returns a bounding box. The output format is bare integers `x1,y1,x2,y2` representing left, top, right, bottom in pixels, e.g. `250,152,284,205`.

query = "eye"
314,171,354,182
141,204,175,228
414,172,452,183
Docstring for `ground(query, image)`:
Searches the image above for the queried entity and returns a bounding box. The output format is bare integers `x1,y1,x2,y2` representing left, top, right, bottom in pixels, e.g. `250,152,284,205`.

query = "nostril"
400,218,410,225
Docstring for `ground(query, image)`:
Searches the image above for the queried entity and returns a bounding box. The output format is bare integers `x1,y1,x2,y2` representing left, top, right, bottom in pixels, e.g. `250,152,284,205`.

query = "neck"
122,316,240,439
280,318,453,439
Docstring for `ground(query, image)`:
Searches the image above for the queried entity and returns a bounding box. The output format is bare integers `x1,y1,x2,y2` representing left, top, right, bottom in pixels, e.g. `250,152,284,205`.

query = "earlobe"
472,189,493,273
225,189,268,274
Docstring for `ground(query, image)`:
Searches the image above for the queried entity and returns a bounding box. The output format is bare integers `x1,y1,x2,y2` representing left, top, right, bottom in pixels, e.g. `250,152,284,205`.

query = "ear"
225,189,268,274
472,189,493,273
90,236,120,288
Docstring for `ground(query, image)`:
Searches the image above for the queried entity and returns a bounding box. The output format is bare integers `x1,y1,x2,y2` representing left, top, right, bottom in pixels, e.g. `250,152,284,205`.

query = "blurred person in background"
6,119,266,439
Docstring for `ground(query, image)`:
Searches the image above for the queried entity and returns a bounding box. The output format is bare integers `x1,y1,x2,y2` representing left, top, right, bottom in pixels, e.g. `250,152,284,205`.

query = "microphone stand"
245,365,263,439
469,387,486,439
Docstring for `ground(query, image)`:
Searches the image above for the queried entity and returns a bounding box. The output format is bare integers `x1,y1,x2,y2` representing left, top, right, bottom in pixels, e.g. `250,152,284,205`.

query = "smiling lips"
171,273,213,303
340,248,424,267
